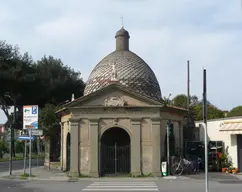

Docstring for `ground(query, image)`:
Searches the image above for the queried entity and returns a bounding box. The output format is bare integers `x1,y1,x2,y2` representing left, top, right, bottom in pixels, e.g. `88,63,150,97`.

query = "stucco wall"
195,118,239,168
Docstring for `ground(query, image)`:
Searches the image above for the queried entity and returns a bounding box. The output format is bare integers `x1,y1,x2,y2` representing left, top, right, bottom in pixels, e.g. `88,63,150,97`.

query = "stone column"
89,119,99,177
152,118,161,176
69,119,80,177
131,118,141,176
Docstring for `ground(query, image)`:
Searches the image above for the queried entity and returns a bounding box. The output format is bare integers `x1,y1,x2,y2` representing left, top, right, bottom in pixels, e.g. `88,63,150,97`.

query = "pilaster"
60,122,64,171
89,119,99,177
131,118,141,176
151,118,161,176
69,119,80,177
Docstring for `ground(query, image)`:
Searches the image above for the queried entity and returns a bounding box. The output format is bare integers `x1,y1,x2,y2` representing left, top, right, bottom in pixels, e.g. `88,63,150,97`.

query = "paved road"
0,159,44,173
0,180,34,192
0,179,241,192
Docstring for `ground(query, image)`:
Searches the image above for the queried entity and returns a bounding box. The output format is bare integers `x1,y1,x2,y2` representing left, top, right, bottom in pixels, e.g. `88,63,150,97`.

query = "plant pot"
222,168,227,173
232,169,238,174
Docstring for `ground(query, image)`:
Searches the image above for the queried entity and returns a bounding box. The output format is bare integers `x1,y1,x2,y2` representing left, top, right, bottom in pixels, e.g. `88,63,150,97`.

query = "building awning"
219,122,242,134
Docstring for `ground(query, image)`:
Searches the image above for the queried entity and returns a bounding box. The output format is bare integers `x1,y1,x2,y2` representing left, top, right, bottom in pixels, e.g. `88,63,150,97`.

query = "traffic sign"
30,129,43,136
18,135,34,141
23,105,38,129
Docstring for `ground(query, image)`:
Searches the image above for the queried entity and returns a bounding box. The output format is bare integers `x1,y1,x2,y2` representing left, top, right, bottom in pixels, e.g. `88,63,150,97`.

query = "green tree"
39,104,60,137
0,140,8,158
192,103,224,121
227,106,242,117
171,94,224,121
0,41,85,131
172,94,187,108
0,40,85,159
172,94,199,109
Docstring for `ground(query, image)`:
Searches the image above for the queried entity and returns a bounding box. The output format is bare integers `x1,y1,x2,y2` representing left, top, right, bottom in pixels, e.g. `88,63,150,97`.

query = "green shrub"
0,140,8,158
15,140,24,153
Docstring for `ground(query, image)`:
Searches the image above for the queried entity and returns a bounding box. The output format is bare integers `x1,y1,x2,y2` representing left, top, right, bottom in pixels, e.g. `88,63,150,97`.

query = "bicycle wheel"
171,163,183,176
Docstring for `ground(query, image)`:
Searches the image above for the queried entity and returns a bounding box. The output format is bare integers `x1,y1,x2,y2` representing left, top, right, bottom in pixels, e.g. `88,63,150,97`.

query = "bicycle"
171,156,194,176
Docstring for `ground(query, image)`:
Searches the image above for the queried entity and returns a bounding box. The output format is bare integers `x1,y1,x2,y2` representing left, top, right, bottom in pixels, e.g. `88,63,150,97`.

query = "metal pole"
9,103,16,175
203,68,209,192
203,123,208,192
29,129,32,178
167,121,170,175
37,137,39,167
9,124,12,175
24,141,27,174
187,60,190,110
114,142,117,175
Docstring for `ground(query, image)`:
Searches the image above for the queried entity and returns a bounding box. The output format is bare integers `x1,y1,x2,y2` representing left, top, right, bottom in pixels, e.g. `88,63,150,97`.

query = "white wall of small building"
195,117,241,169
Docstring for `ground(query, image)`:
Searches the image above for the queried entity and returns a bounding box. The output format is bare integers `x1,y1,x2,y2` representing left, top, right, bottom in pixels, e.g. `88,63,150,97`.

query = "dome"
84,28,162,101
115,27,130,38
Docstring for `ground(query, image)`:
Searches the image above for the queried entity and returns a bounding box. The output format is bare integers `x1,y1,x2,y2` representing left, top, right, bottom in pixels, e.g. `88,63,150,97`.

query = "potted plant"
219,150,233,173
232,168,238,174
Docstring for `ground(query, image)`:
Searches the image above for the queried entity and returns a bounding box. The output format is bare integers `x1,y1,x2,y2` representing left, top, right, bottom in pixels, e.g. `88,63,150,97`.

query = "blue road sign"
17,135,35,141
32,106,38,114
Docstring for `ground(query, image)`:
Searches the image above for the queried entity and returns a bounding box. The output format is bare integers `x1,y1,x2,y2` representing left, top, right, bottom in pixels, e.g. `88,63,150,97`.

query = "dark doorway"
100,127,131,176
66,133,71,172
237,135,242,172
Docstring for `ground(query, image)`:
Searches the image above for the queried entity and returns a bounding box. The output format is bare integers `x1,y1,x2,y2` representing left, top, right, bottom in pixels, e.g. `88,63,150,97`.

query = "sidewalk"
0,167,160,182
0,167,69,181
178,172,242,181
1,167,242,182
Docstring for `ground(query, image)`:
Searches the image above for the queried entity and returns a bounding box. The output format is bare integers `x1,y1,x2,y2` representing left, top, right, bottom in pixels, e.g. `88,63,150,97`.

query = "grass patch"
20,173,36,180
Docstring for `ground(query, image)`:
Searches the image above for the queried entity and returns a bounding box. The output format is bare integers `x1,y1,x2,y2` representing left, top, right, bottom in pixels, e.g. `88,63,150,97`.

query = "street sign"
23,105,38,129
30,129,43,136
17,135,34,141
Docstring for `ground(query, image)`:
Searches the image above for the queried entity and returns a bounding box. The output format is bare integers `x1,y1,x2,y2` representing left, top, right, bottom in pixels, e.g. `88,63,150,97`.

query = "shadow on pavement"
180,172,240,181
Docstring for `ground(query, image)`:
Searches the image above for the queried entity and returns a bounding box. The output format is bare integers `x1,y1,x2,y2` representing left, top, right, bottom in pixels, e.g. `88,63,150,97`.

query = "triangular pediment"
67,83,162,107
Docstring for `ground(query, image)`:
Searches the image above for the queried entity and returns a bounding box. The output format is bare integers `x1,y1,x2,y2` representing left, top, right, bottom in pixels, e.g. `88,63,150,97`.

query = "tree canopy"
0,40,85,135
171,94,224,121
227,106,242,117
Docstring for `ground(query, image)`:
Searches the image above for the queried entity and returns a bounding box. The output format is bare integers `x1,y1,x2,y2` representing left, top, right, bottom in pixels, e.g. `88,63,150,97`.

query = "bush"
0,140,8,158
15,140,24,153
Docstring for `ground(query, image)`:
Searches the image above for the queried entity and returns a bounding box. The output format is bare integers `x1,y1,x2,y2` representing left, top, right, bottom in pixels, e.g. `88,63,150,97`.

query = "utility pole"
187,60,190,110
186,60,191,147
203,68,209,192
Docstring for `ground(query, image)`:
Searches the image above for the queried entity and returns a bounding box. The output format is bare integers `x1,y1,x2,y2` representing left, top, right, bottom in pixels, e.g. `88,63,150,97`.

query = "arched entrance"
66,133,71,171
100,127,131,176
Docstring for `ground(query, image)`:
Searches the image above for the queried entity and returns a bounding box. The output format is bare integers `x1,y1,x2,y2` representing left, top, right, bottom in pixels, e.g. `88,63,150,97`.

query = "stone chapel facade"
57,27,187,177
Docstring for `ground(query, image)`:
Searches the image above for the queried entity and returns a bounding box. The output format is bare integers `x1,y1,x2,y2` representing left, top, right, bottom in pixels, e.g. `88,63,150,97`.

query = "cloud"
0,0,242,122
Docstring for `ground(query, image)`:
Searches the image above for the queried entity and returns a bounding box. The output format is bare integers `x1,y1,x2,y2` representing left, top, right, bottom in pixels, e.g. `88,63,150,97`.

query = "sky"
0,0,242,123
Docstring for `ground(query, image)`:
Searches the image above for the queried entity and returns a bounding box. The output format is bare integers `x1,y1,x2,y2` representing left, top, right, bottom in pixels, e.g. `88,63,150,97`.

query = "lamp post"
3,94,16,176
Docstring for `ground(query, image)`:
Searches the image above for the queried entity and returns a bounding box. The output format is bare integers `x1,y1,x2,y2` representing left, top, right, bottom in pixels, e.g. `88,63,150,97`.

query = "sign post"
29,129,32,177
24,141,27,174
23,105,38,178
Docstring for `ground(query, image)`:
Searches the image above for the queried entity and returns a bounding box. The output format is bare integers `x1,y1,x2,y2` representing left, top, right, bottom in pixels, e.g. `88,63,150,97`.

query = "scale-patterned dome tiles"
84,50,161,101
